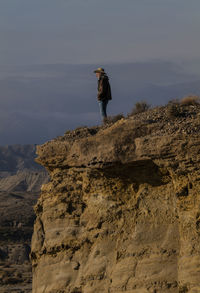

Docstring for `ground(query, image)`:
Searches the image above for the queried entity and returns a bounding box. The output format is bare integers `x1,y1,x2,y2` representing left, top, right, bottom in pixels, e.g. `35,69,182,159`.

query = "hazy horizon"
0,61,200,146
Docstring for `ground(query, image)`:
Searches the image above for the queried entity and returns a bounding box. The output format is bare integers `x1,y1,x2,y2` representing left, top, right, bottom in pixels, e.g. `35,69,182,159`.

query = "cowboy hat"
93,67,105,74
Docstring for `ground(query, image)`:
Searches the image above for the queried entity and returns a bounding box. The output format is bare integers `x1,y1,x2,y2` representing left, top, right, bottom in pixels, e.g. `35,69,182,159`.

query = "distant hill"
0,144,42,173
0,144,48,292
0,144,48,193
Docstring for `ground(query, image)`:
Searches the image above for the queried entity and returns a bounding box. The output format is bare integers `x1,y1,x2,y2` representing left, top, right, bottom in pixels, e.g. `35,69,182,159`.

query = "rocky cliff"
31,104,200,293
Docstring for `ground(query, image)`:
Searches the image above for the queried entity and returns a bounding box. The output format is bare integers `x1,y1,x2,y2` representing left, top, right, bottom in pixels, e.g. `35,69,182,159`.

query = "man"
94,67,112,123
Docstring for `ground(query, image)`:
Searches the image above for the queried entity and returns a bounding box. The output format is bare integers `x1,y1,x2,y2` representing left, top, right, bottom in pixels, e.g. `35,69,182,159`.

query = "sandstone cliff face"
31,105,200,293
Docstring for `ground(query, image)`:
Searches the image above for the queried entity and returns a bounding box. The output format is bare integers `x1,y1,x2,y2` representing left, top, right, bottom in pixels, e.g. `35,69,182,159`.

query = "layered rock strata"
32,105,200,293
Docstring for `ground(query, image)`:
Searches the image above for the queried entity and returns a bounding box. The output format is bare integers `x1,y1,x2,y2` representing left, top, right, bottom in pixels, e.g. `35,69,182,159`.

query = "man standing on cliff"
94,67,112,123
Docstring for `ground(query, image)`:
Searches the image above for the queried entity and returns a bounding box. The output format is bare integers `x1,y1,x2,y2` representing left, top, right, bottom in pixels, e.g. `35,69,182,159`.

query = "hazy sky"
1,0,200,145
1,0,200,66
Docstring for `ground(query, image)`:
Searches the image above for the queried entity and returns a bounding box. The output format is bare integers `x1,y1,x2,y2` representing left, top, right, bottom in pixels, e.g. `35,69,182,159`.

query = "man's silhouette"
94,67,112,123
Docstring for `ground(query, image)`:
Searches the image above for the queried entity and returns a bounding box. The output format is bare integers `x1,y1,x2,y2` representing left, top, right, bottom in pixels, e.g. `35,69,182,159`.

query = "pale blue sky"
0,0,200,65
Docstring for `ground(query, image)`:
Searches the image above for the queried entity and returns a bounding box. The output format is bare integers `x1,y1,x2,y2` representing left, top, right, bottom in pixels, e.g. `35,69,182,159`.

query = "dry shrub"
168,98,180,105
180,95,200,105
128,101,150,116
105,114,124,124
167,103,182,119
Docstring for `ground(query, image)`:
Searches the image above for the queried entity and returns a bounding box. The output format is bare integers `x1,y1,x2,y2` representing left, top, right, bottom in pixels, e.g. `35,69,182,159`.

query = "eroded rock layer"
32,105,200,293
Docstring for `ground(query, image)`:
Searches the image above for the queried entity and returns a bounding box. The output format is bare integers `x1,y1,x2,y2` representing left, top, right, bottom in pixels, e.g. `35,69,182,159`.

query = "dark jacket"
97,74,112,101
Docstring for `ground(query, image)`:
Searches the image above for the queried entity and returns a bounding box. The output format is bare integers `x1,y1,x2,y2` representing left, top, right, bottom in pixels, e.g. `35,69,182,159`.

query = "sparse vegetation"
180,95,200,106
168,98,179,105
128,101,150,117
64,125,100,139
105,114,124,124
74,126,88,131
167,103,182,119
166,95,200,119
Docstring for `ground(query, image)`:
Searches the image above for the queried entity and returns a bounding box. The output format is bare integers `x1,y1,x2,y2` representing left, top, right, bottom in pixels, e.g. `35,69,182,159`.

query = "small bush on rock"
128,101,150,117
168,98,179,105
105,114,124,124
167,103,182,119
180,95,200,106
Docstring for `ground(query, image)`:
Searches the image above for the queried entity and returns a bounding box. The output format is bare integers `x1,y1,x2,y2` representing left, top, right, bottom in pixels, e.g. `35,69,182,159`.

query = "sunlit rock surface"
32,104,200,293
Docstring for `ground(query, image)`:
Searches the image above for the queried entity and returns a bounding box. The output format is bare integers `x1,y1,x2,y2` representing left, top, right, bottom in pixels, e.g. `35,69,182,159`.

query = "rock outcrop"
32,104,200,293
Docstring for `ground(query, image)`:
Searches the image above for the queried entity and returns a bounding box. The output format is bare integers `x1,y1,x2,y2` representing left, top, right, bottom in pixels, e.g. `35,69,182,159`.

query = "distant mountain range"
0,144,48,193
0,144,48,292
0,144,40,172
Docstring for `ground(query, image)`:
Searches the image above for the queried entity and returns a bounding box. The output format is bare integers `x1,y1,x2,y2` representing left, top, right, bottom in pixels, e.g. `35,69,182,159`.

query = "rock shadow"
101,160,169,187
